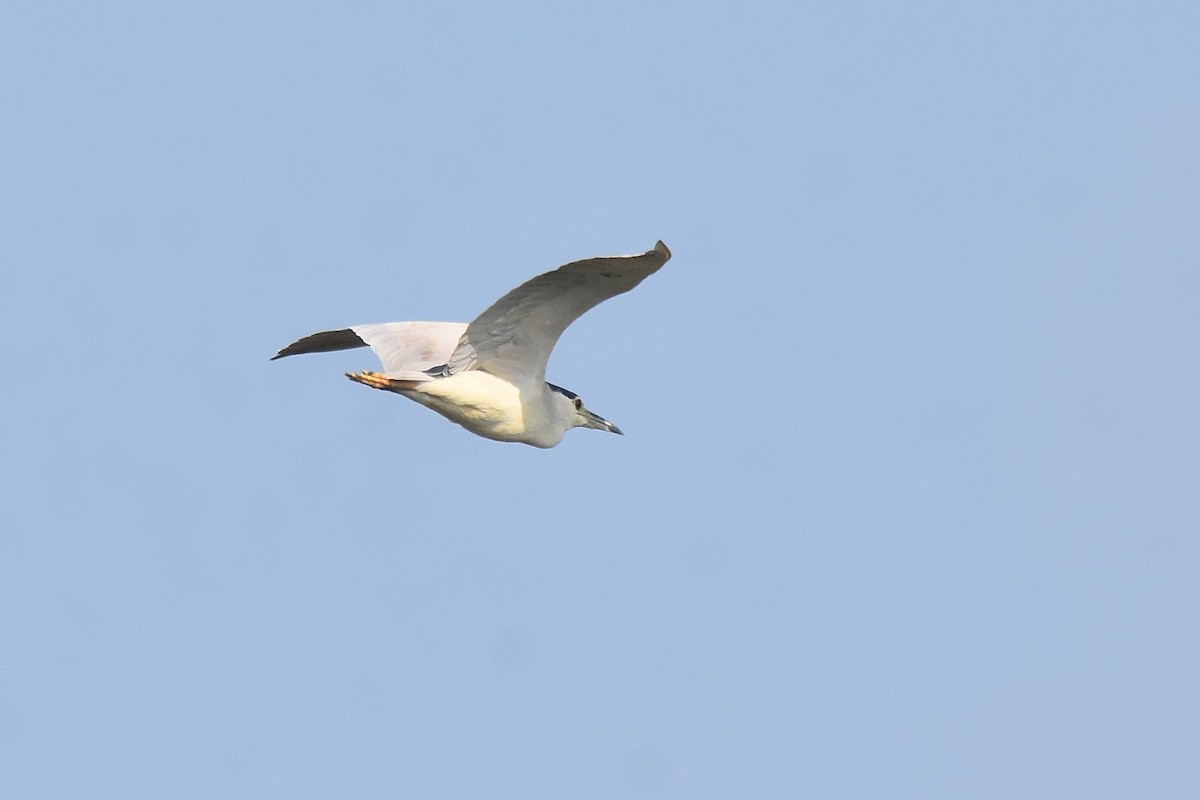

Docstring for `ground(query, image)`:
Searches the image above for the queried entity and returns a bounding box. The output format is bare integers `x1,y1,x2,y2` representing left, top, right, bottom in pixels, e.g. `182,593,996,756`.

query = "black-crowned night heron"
272,241,671,447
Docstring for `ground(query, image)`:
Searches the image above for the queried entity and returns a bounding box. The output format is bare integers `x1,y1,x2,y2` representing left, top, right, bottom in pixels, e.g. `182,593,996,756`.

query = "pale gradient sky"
2,1,1199,798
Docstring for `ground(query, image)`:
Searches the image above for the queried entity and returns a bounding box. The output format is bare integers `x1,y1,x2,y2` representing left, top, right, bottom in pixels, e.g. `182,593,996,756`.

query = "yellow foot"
345,370,393,390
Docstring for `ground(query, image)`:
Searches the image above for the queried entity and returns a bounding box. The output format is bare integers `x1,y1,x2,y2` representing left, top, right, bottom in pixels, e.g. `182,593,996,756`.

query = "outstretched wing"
273,321,466,377
445,241,671,385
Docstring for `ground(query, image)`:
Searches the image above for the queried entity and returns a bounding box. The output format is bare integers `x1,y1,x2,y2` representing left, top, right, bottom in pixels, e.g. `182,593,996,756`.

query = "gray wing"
351,322,466,375
445,241,671,384
273,321,466,378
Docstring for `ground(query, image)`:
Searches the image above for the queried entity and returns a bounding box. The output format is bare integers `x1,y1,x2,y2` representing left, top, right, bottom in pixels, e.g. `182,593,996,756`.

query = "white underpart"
401,370,574,448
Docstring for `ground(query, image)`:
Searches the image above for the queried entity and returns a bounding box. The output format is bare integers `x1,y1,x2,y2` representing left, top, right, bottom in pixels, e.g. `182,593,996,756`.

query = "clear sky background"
2,2,1198,798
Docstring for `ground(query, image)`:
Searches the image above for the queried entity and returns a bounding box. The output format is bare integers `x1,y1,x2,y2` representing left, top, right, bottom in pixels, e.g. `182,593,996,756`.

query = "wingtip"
653,240,671,261
270,328,369,361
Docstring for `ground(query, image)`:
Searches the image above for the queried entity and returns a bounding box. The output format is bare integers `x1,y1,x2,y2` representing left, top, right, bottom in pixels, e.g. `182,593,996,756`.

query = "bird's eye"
574,398,583,411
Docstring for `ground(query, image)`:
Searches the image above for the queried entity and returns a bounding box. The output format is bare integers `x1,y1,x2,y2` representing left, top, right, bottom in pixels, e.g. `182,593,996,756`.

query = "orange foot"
345,370,393,390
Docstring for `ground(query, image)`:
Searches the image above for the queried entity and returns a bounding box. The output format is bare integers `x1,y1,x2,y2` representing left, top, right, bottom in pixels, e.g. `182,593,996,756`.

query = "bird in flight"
272,240,671,448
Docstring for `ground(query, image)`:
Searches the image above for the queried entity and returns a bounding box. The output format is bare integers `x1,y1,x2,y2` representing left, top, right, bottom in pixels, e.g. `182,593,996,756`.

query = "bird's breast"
405,371,558,445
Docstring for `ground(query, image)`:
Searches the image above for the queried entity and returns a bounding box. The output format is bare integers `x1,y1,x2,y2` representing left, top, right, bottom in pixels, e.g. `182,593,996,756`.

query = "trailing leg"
345,371,418,392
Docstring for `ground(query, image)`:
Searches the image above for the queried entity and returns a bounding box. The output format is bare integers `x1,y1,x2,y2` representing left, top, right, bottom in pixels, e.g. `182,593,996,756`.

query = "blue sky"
2,1,1198,797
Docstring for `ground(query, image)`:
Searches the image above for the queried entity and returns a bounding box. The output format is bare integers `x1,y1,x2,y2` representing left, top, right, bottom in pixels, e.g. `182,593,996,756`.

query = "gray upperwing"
445,241,671,384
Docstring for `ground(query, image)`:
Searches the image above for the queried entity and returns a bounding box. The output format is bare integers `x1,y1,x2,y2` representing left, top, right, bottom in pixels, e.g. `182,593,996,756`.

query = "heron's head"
548,383,623,437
